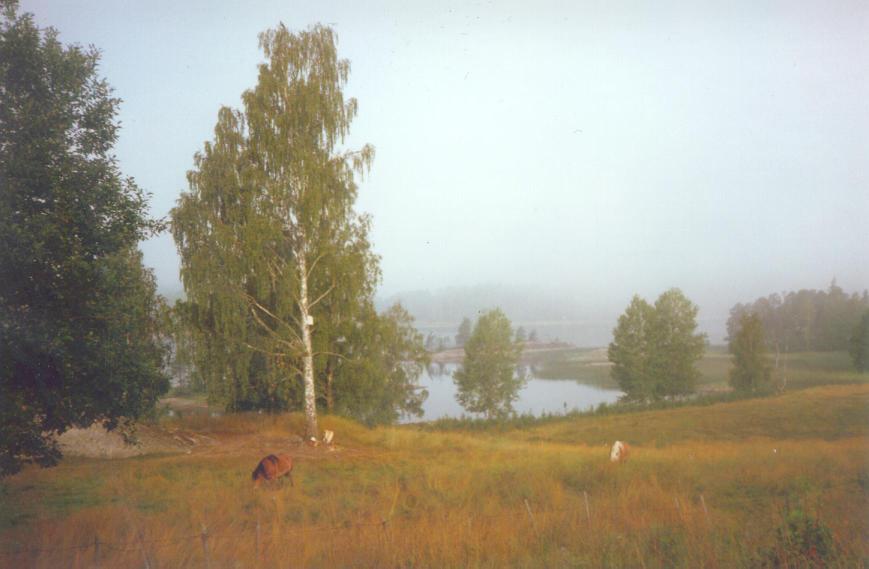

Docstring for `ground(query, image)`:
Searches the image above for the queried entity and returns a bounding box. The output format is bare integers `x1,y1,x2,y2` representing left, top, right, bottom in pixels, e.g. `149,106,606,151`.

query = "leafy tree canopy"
171,24,427,430
0,1,169,476
608,289,706,400
332,304,429,426
453,309,525,419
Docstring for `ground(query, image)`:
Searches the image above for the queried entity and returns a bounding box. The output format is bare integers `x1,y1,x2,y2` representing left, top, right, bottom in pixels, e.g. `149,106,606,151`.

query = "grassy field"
536,348,867,392
1,383,867,568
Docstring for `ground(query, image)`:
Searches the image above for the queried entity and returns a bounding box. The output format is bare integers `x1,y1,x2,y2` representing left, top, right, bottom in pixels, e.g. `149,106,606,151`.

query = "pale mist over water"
401,363,622,423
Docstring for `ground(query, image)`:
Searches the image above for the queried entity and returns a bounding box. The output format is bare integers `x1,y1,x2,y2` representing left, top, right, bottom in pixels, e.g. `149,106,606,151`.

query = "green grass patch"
534,348,866,393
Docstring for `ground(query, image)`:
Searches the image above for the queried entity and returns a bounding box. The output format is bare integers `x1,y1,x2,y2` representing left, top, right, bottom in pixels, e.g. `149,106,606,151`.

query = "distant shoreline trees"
850,309,869,373
727,281,869,355
608,289,706,400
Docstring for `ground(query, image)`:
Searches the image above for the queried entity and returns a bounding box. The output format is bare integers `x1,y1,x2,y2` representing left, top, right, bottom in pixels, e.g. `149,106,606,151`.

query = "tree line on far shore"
608,285,869,401
726,281,868,354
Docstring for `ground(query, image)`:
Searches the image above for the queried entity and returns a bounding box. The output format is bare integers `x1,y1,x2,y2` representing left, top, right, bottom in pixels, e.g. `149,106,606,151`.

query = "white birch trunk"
297,243,319,439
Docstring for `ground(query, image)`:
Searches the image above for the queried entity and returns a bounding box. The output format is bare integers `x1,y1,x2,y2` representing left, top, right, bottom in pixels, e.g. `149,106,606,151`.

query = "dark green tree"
0,2,169,476
729,313,772,392
453,309,525,419
515,326,528,343
850,309,869,373
455,317,472,347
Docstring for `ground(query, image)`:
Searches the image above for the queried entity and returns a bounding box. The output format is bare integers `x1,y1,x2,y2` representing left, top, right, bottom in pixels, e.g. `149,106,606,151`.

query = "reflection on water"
401,363,622,423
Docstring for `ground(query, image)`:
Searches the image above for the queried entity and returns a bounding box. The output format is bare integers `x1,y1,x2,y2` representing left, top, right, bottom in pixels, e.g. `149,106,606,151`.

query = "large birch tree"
172,24,373,438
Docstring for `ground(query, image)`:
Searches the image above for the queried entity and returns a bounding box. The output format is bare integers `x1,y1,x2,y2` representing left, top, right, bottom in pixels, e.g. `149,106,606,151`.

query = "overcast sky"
20,0,869,332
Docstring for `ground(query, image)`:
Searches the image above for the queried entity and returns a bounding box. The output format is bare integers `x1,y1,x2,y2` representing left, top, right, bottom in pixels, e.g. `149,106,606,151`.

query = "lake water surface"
402,363,623,423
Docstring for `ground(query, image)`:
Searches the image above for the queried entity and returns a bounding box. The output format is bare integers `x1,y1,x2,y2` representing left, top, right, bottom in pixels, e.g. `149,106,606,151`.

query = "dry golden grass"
1,386,867,568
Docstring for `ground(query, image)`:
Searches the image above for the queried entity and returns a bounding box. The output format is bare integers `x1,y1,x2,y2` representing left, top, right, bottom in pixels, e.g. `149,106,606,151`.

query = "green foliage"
729,313,772,393
727,281,869,353
171,24,426,427
453,309,525,419
0,2,169,476
515,326,527,342
608,295,655,398
849,309,869,373
332,304,429,426
758,510,838,568
171,24,375,430
608,289,706,400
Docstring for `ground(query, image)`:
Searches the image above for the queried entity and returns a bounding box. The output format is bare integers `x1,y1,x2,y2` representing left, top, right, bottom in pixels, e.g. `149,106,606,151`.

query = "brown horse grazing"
252,454,294,488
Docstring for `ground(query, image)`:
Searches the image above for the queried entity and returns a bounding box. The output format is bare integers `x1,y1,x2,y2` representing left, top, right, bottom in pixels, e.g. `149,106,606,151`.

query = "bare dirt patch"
56,423,197,458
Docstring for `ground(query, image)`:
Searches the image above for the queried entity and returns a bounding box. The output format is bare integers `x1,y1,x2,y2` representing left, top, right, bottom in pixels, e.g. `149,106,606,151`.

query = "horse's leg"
288,471,294,487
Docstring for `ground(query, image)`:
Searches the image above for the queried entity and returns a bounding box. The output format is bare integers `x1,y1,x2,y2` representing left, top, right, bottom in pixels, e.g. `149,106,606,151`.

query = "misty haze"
2,1,867,567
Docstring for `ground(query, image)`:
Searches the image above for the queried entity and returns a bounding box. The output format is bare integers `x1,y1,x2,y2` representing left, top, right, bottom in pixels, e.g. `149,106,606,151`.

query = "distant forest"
726,281,868,352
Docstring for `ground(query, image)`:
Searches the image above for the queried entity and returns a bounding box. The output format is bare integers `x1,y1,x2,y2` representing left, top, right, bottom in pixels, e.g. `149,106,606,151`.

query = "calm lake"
402,363,623,423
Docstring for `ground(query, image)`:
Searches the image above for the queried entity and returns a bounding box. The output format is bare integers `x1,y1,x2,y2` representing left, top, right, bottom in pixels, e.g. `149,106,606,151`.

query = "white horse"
610,440,630,462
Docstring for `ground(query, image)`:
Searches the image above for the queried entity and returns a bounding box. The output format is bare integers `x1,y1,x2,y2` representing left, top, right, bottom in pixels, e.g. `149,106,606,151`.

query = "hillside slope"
1,385,866,568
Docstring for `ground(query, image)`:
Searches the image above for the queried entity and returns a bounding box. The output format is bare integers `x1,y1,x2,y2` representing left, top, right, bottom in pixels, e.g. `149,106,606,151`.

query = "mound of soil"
56,423,213,459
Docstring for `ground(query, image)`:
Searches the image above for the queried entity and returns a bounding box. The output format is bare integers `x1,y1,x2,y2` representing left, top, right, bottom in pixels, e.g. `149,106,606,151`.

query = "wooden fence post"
93,535,100,569
137,529,152,569
381,518,390,548
583,491,591,524
255,517,261,561
201,524,210,569
523,499,540,537
700,495,709,523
